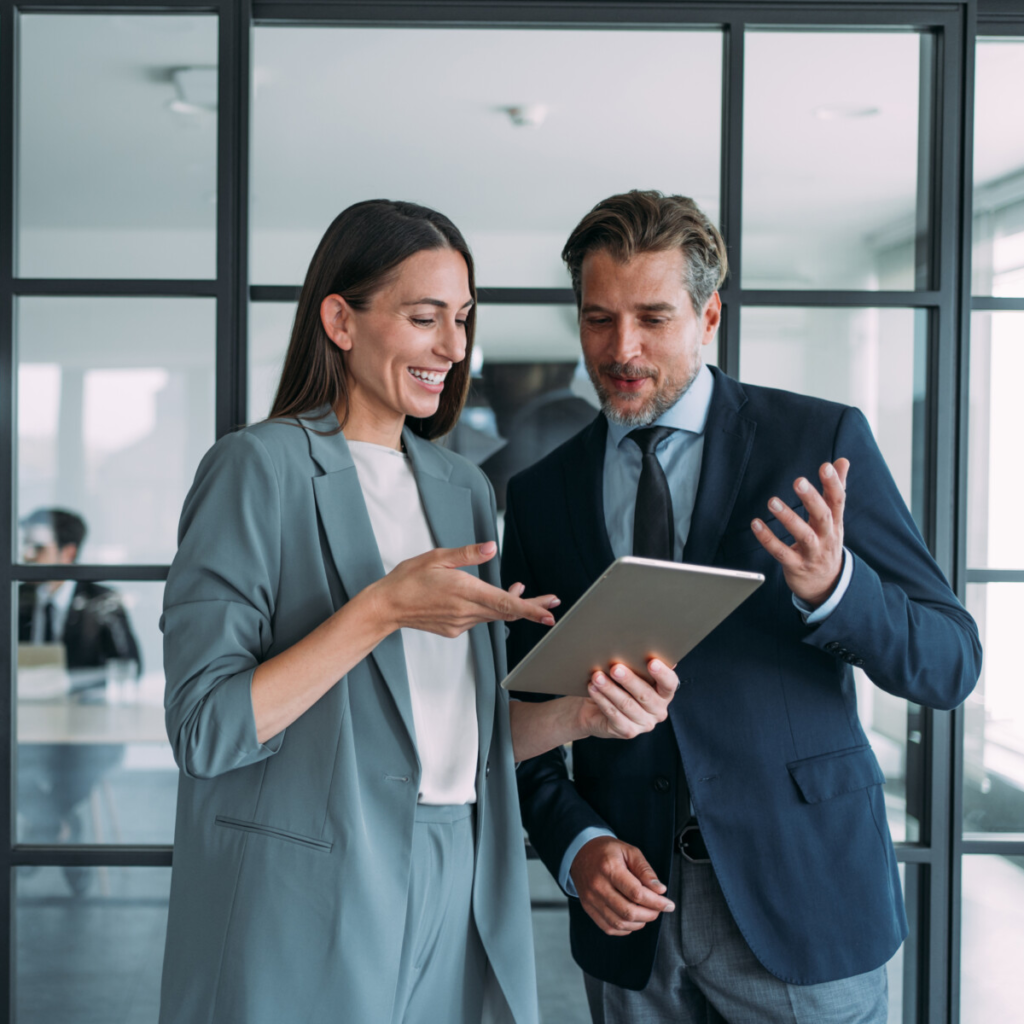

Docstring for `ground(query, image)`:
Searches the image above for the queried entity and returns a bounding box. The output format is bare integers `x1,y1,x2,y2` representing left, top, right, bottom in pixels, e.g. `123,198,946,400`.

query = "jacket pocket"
214,815,333,852
787,745,885,804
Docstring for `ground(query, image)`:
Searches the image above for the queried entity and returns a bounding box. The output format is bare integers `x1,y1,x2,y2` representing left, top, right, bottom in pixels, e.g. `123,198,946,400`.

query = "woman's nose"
439,321,467,363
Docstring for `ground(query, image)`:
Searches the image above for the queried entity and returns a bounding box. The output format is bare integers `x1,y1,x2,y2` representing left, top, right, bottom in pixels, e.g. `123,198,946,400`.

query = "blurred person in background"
18,507,141,894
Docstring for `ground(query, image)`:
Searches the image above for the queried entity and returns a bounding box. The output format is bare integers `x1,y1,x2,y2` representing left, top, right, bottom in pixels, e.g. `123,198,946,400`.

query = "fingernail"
611,664,626,680
822,463,834,477
480,541,497,555
591,674,606,688
548,597,561,608
795,479,808,493
543,615,555,626
769,498,783,512
751,520,763,532
649,658,664,671
665,901,676,912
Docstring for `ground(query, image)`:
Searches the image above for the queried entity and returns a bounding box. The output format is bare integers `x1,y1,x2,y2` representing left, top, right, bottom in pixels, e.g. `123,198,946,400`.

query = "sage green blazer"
158,408,538,1024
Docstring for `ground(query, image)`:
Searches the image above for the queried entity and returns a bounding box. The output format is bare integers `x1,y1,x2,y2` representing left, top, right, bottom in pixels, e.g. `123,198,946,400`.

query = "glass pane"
250,27,722,286
961,855,1024,1023
744,32,924,290
740,306,927,842
17,867,169,1022
964,584,1024,834
967,312,1024,569
17,15,218,280
16,297,216,564
972,39,1024,298
16,580,177,849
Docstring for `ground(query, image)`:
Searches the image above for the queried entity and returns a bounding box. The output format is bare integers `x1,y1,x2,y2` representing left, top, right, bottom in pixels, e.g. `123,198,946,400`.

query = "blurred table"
18,671,167,745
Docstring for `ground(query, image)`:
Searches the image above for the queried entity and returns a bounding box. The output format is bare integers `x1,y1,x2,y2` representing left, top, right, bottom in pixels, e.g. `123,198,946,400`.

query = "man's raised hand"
751,459,850,609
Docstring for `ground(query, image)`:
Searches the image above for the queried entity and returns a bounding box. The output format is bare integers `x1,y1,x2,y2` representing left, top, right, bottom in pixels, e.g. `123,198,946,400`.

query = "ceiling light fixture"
504,103,549,128
168,66,218,115
812,104,881,121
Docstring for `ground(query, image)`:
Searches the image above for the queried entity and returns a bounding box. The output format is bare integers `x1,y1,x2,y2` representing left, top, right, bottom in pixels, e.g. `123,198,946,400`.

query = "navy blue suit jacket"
503,367,981,989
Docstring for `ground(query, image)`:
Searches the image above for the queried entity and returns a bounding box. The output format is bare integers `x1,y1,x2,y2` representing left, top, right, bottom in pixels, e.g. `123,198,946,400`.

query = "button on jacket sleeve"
162,430,285,779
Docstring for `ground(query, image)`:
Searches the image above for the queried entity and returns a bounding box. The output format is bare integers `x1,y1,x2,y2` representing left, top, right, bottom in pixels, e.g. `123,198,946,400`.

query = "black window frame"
1,0,1021,1020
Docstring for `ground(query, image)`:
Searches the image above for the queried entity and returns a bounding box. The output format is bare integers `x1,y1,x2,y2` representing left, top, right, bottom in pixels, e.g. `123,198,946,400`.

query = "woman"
158,200,678,1024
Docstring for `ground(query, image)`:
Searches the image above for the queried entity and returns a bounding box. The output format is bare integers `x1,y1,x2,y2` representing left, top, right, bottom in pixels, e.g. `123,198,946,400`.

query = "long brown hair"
268,199,476,439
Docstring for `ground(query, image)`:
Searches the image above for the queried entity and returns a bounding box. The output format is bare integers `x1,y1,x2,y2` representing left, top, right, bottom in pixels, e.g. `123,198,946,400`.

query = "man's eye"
643,318,666,326
585,318,611,326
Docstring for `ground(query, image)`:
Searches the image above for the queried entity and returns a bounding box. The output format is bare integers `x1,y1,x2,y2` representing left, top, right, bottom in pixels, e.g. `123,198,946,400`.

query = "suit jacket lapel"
682,368,756,566
303,408,419,757
563,414,616,581
404,430,497,768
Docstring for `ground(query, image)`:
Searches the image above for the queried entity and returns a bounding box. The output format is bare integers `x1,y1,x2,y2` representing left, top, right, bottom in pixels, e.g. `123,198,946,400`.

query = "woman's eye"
456,320,468,329
411,318,435,327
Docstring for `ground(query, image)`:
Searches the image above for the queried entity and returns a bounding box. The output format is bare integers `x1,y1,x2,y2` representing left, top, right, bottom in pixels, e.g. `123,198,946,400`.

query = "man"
18,508,141,892
503,191,981,1022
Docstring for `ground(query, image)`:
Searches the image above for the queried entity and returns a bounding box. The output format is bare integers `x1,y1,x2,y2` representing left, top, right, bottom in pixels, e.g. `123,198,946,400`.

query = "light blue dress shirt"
557,362,854,896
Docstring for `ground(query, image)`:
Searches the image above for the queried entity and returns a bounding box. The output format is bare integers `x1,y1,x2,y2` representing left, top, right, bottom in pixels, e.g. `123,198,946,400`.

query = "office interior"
0,0,1021,1021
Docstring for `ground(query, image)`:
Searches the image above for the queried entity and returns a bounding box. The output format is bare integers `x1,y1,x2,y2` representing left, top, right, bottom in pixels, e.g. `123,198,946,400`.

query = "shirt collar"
36,578,75,613
607,361,716,450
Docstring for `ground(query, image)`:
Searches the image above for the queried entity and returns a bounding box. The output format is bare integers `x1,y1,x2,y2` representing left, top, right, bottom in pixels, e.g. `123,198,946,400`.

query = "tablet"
500,557,764,698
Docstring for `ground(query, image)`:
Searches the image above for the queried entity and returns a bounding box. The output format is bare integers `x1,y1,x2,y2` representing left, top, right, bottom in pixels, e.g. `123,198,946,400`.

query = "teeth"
409,368,446,385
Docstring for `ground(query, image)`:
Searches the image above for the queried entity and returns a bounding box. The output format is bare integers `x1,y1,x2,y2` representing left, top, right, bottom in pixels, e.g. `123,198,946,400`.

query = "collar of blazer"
297,405,497,780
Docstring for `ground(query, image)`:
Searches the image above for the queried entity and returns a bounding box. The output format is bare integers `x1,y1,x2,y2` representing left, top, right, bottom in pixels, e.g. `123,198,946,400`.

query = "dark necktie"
42,600,55,644
628,426,692,830
629,426,677,561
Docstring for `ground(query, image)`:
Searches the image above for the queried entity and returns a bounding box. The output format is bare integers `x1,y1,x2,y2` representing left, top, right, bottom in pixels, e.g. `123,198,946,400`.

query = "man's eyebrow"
580,302,677,314
401,297,475,310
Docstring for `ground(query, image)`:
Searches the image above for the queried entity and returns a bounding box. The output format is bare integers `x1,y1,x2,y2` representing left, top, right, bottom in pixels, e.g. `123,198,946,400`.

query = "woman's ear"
321,294,354,352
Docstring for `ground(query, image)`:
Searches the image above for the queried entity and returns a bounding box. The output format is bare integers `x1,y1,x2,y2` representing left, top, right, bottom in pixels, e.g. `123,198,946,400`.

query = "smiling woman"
157,199,680,1024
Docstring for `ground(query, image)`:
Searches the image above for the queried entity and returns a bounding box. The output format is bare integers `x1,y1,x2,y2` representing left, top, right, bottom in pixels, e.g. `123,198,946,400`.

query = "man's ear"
58,544,78,565
321,294,355,352
701,292,722,345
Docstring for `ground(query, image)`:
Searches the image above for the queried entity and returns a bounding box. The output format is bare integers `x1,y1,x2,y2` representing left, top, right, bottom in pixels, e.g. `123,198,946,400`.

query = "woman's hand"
577,659,679,740
509,659,679,762
371,541,559,638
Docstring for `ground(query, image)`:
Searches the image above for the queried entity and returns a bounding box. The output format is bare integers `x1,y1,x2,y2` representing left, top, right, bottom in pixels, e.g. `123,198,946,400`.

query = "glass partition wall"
1,2,1020,1021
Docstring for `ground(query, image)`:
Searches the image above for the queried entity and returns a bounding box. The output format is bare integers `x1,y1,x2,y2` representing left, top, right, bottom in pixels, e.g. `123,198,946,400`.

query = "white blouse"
348,440,479,806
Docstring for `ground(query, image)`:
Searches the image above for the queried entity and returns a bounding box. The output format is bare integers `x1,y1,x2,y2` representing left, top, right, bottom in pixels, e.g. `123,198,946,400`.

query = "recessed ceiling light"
169,66,218,115
813,104,881,121
503,103,549,128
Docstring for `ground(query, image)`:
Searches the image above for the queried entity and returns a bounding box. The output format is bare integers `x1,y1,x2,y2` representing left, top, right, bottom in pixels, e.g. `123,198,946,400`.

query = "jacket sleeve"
802,406,982,710
502,479,611,884
161,430,285,779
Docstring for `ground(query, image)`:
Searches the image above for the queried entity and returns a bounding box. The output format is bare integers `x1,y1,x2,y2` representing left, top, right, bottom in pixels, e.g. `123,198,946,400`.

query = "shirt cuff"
558,826,617,898
792,547,853,624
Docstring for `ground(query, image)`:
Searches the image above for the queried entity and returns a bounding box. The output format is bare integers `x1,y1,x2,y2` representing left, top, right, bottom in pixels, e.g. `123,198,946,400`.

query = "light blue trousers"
391,804,487,1024
585,851,889,1024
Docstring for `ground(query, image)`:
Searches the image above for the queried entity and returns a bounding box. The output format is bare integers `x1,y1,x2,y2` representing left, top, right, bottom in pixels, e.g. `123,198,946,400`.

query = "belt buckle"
677,823,711,864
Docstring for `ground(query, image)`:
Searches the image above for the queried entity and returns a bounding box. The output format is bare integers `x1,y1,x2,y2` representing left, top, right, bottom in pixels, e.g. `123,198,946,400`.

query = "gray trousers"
585,851,889,1024
391,804,487,1024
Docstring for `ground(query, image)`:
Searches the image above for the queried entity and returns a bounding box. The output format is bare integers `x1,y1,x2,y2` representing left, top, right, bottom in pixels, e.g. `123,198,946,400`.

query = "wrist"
566,695,595,741
354,578,400,639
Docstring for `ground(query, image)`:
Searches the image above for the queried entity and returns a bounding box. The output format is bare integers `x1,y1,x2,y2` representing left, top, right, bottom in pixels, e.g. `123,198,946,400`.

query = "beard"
586,359,699,428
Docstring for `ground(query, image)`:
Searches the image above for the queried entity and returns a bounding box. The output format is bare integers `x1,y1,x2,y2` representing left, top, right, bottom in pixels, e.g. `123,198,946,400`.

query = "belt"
675,821,711,864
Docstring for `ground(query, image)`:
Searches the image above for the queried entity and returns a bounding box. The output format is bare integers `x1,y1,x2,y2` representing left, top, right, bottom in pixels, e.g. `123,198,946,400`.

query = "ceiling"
13,16,1024,288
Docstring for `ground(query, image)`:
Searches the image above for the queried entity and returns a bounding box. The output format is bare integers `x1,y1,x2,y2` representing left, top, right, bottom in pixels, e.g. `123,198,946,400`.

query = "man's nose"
607,320,644,364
